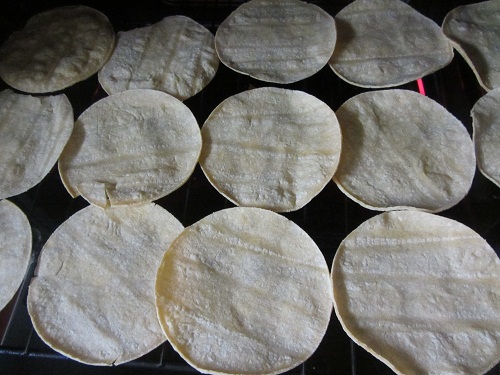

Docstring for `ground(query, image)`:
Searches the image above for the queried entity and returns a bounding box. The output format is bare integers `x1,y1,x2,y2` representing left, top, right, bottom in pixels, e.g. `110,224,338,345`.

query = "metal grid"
0,1,499,374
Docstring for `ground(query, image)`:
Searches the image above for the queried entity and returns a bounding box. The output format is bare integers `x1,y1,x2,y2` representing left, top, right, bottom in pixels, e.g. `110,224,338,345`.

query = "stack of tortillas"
443,0,500,91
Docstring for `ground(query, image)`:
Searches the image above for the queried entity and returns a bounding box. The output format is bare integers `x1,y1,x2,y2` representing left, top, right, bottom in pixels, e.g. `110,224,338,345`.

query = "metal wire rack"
0,1,499,374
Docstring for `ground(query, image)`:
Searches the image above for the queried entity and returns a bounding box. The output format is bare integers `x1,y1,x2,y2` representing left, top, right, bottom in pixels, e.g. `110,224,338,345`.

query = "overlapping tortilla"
471,88,500,187
99,16,219,101
443,0,500,91
156,207,333,375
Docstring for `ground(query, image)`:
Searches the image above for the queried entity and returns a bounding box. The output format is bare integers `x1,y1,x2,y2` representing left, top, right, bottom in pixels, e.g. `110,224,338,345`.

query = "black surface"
0,1,499,375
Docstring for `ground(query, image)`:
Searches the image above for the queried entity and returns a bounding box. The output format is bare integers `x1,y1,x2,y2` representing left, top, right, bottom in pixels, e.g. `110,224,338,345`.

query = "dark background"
0,1,499,374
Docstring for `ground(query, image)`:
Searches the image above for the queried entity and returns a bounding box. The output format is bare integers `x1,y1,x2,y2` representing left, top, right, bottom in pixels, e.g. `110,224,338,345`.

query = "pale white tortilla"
0,6,115,93
200,87,341,212
333,89,476,212
156,207,333,375
0,200,32,312
332,210,500,375
0,89,74,200
98,16,219,101
215,0,336,83
329,0,453,88
59,89,202,208
27,203,184,365
471,88,500,187
443,0,500,91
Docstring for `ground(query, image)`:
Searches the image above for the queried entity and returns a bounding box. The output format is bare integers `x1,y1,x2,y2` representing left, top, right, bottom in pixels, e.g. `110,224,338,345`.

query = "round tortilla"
199,87,342,212
329,0,453,88
98,16,219,101
156,207,333,375
332,210,500,375
442,0,500,91
471,88,500,187
0,200,32,312
215,0,336,83
333,89,475,213
27,203,184,365
58,89,202,208
0,89,74,200
0,6,115,93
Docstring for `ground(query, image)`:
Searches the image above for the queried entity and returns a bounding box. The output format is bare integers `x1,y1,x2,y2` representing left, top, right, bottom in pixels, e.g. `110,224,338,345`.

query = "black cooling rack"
1,1,499,374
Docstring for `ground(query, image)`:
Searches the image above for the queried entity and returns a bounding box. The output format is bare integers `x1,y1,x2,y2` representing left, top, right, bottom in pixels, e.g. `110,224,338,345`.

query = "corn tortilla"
442,0,500,91
332,210,500,375
0,6,115,93
333,89,475,212
98,16,219,101
0,200,32,312
27,203,184,365
58,89,202,208
329,0,453,88
215,0,336,83
0,89,74,200
471,88,500,187
200,87,341,212
156,207,333,375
